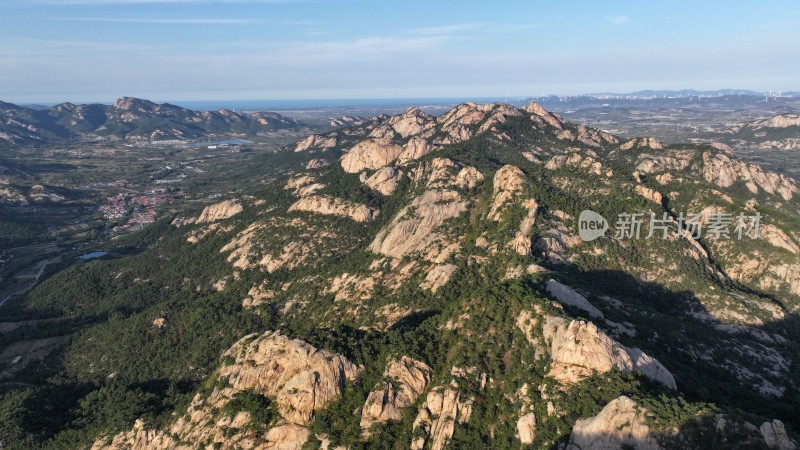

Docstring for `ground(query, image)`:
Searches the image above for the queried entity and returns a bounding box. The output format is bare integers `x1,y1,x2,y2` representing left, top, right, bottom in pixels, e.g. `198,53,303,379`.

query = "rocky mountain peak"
751,113,800,130
113,96,156,111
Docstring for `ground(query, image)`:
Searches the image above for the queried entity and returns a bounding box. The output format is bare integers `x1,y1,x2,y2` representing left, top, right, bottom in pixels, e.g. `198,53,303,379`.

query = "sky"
1,0,799,103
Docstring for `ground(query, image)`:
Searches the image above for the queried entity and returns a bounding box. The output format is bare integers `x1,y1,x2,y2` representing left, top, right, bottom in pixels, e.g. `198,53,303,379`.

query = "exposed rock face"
295,134,337,152
262,424,311,450
701,151,798,200
196,199,243,224
760,420,797,450
542,316,677,389
545,279,604,319
28,185,65,203
360,357,432,437
220,216,347,273
398,137,435,163
0,185,28,205
755,139,800,151
545,152,605,176
219,332,359,425
726,251,800,298
534,223,582,264
411,388,474,450
364,167,402,195
710,142,734,154
435,102,490,144
243,283,275,308
634,149,695,174
509,198,539,256
487,165,527,221
369,125,396,143
370,189,467,261
621,137,664,150
574,124,619,147
566,396,660,450
759,225,799,254
285,174,322,196
306,158,330,170
421,158,484,190
419,263,457,292
525,101,565,129
289,195,378,222
517,412,537,445
91,419,173,450
93,332,356,450
389,107,434,138
341,139,403,173
743,114,800,131
635,184,664,205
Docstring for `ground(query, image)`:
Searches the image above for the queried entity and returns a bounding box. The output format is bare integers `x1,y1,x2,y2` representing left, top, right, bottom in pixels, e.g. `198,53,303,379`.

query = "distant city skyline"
1,1,799,103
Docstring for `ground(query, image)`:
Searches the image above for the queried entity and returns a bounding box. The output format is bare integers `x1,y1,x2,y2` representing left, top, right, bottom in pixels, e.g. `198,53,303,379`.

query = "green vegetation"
221,391,277,429
1,103,798,449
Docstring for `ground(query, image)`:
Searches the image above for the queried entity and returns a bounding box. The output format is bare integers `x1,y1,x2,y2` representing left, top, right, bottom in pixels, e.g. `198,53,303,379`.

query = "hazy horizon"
6,89,797,109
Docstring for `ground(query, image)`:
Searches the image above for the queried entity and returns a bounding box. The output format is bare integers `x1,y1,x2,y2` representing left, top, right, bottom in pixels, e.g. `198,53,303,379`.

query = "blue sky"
1,0,799,103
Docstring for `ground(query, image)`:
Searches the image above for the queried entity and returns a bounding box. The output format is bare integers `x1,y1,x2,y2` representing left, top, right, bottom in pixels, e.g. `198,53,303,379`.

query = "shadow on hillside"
559,267,800,435
387,309,441,332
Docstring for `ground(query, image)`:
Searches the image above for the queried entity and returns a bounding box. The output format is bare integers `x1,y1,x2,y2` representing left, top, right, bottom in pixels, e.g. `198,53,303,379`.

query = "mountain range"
0,97,301,145
1,101,799,450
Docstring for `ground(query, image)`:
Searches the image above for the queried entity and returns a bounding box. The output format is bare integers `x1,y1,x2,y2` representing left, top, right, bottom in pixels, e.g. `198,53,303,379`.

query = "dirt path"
0,257,60,308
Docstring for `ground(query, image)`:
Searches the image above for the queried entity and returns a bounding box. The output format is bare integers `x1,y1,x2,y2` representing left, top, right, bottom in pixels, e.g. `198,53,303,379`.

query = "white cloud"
608,15,630,26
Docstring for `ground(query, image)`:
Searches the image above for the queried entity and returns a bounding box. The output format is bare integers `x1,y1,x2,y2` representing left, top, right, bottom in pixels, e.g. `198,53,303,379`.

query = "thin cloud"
608,15,630,26
409,22,538,36
47,16,259,24
37,0,306,4
0,38,153,56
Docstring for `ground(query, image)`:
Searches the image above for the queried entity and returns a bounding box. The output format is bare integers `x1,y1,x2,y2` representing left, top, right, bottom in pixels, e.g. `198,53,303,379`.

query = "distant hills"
525,89,794,101
0,97,302,146
589,89,765,98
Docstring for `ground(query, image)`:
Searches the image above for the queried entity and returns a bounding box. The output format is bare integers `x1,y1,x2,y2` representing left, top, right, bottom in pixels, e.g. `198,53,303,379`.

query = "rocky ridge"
115,100,800,450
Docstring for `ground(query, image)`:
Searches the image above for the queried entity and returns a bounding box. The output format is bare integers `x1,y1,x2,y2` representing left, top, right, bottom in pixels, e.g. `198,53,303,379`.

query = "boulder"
542,316,676,389
517,412,537,445
364,167,402,195
196,199,243,224
360,357,432,437
566,396,660,450
761,420,797,450
487,165,527,221
419,264,457,292
411,388,474,450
